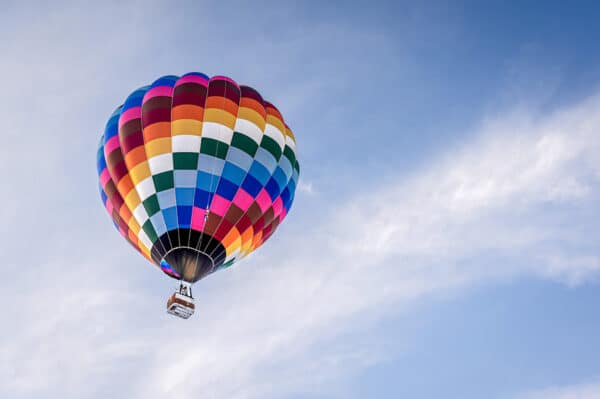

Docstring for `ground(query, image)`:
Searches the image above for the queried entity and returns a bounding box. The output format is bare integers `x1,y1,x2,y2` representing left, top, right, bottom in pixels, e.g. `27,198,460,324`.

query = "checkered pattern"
97,72,299,280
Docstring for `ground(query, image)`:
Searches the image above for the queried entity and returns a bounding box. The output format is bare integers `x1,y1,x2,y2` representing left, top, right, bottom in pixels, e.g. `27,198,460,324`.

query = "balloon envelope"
97,73,299,283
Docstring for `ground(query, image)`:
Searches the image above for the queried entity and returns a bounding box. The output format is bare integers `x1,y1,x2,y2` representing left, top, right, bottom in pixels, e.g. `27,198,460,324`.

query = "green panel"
222,259,235,268
173,152,198,170
200,138,228,159
142,219,158,242
260,135,282,160
143,194,161,216
231,132,258,157
153,171,175,191
294,160,300,174
283,145,296,167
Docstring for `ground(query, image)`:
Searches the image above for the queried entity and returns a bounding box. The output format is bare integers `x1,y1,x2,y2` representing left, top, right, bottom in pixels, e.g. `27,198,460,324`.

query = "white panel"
136,176,156,201
264,123,285,149
133,203,149,224
202,122,233,143
234,118,263,144
148,153,174,174
138,230,153,249
172,135,201,153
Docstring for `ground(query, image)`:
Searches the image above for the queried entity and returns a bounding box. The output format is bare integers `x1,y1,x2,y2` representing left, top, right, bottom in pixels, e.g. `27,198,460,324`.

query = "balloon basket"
167,283,195,319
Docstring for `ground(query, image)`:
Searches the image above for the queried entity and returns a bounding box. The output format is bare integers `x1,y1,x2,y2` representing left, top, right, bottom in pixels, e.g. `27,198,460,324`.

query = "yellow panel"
172,119,203,136
127,217,141,234
226,236,242,255
204,108,236,129
285,126,296,141
145,137,172,158
238,107,266,131
124,189,141,212
129,161,151,184
266,115,286,135
140,246,152,260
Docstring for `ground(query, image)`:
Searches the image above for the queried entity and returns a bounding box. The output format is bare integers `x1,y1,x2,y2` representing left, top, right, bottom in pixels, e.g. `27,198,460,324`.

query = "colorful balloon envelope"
97,73,299,287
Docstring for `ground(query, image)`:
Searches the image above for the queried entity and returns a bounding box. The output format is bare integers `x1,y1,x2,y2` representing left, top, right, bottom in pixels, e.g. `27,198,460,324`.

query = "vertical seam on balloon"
192,77,230,276
201,78,242,273
183,73,209,252
169,75,182,252
141,77,176,258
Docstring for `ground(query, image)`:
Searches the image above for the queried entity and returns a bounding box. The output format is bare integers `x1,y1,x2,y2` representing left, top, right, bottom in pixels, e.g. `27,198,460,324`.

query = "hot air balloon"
97,73,299,319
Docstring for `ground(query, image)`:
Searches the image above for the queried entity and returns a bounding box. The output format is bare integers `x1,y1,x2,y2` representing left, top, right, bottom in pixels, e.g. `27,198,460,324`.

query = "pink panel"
255,188,272,213
176,74,209,87
104,135,121,155
118,106,141,127
100,169,111,187
105,200,114,216
210,194,231,216
143,86,174,101
232,189,254,211
190,207,207,231
279,207,287,221
272,197,283,217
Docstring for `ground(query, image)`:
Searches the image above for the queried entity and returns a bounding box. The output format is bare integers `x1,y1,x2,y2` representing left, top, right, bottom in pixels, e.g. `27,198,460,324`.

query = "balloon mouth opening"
161,247,215,283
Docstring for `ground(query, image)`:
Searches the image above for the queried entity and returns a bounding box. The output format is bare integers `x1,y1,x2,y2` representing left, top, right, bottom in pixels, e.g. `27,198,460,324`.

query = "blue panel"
177,206,192,228
287,179,297,196
122,86,149,112
197,153,224,175
216,178,239,200
248,161,270,185
100,187,108,204
194,189,211,208
196,171,219,192
150,213,167,236
272,167,288,191
278,156,293,181
174,170,197,188
221,162,246,185
280,186,291,207
254,147,277,172
226,146,253,171
265,178,281,201
97,145,107,174
157,188,177,209
103,109,121,140
151,75,179,88
175,188,195,206
163,206,178,230
241,174,262,198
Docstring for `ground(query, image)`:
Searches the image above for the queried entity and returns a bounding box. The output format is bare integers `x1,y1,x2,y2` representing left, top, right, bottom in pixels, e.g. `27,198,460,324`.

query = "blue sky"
1,1,600,398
